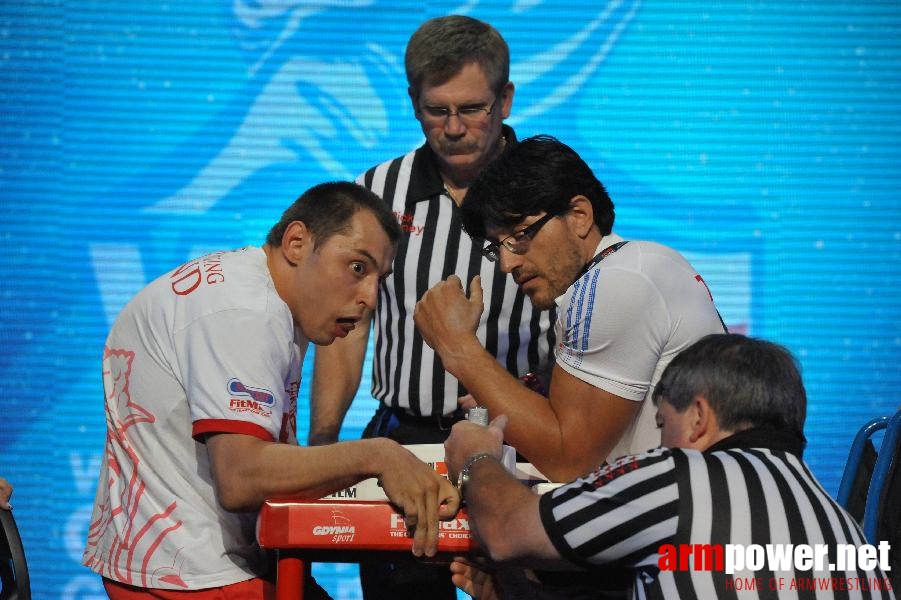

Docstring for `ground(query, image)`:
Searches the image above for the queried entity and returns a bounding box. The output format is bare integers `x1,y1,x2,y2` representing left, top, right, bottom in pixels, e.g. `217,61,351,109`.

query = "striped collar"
404,124,517,210
706,425,806,457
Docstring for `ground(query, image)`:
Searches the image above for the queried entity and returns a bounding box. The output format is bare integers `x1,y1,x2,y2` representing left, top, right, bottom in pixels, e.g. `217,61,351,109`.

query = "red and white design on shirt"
169,251,227,296
83,347,187,588
279,379,299,443
83,247,297,588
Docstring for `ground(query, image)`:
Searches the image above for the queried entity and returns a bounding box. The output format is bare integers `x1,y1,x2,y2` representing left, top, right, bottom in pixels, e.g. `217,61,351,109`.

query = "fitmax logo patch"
228,378,275,406
227,378,275,417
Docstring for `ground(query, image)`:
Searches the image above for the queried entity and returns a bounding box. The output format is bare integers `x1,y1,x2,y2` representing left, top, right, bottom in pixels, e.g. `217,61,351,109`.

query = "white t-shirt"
554,233,725,461
83,246,306,589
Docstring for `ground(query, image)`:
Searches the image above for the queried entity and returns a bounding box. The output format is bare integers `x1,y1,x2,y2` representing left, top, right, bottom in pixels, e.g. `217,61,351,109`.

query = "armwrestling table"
257,499,474,600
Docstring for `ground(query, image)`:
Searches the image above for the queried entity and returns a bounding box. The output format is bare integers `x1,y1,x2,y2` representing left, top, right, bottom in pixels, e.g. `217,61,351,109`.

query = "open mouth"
336,317,358,335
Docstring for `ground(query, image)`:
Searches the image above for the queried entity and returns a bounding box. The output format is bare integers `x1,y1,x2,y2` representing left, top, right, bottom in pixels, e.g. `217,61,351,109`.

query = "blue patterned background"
1,2,899,597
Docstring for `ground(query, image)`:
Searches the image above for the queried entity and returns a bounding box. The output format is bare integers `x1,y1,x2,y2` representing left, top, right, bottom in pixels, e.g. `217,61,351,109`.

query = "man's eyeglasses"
418,97,499,126
480,213,557,262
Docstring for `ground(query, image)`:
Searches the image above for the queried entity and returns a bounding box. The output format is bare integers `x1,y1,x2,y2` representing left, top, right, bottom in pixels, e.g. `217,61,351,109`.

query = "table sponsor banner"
257,500,473,552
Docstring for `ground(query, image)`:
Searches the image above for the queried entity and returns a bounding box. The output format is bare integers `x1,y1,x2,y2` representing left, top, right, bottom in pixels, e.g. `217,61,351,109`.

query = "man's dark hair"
405,15,509,101
652,333,807,436
461,135,615,239
266,181,400,250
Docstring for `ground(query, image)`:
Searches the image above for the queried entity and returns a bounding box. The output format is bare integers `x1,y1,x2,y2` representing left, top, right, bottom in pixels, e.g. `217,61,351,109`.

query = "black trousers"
301,565,335,600
358,405,460,600
265,552,334,600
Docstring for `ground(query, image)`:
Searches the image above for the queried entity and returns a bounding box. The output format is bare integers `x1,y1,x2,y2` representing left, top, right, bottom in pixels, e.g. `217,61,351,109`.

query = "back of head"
461,135,615,239
266,181,401,249
653,333,807,437
405,15,509,100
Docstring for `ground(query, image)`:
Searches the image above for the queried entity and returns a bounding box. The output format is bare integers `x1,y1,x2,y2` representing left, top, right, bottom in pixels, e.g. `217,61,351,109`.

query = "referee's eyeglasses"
480,213,557,263
418,97,500,127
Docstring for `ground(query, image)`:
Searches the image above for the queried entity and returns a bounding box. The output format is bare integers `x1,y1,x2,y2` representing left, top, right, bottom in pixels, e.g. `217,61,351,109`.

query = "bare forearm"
446,338,643,481
209,434,396,510
414,276,601,480
210,432,461,557
0,477,12,509
464,457,554,563
308,385,356,445
442,341,566,475
309,319,370,445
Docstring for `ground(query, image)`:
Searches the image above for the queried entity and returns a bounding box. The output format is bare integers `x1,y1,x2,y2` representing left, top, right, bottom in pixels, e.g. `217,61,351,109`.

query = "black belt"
375,404,467,432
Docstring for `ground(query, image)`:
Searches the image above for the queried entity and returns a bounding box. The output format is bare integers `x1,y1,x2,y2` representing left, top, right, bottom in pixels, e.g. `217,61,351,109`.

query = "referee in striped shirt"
445,334,894,599
310,16,556,600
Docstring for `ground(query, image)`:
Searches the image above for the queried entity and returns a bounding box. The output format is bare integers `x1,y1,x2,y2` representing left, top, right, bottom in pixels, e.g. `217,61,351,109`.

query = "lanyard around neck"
578,240,629,278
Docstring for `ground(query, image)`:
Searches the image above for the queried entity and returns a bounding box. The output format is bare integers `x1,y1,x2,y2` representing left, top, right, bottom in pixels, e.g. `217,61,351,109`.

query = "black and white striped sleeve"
539,448,679,569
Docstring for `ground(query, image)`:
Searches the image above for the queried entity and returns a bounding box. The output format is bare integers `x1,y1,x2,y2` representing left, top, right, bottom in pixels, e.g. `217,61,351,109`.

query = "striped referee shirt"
539,427,894,599
356,126,556,417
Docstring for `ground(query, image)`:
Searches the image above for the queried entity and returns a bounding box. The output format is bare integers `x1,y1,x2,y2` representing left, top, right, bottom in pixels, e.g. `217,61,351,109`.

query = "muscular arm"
206,433,460,556
309,311,372,445
416,276,639,481
465,457,558,563
446,345,637,481
0,477,12,509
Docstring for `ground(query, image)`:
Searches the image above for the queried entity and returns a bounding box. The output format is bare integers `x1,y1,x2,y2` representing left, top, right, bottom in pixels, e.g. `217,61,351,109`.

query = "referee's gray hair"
405,15,509,101
652,333,806,436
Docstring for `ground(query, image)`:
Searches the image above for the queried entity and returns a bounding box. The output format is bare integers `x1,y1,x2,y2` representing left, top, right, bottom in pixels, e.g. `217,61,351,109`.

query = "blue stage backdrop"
1,1,899,598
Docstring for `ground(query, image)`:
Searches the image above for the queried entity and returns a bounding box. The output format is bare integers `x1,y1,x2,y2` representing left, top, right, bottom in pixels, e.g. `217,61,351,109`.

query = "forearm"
415,276,589,479
210,431,461,557
448,338,643,480
0,477,11,509
309,318,370,445
208,434,396,510
442,341,566,475
464,456,554,563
